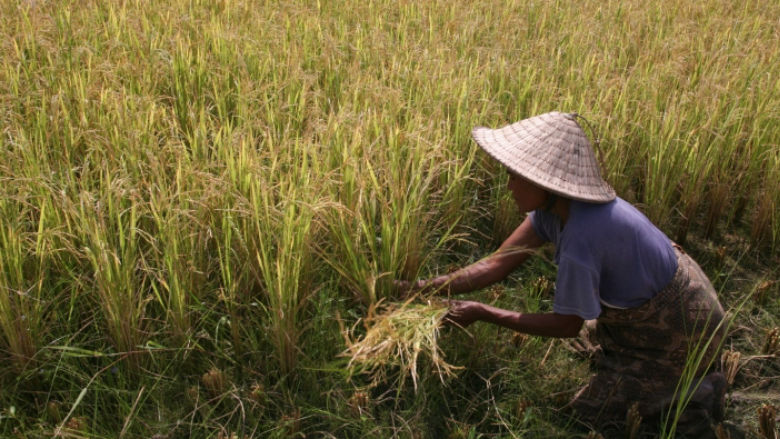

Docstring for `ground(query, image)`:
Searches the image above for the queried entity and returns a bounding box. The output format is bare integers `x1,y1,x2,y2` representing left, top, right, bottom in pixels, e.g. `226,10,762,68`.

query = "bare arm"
446,300,583,338
409,216,545,296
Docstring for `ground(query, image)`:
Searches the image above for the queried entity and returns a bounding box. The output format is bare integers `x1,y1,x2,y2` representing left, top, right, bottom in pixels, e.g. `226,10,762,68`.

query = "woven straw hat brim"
472,112,616,203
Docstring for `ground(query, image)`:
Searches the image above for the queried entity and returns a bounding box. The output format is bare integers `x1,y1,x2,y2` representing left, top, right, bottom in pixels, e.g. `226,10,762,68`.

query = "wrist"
419,277,444,293
416,279,433,292
475,303,498,324
473,302,489,322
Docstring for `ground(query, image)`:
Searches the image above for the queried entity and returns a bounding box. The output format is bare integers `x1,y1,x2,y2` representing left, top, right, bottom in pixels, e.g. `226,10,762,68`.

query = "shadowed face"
506,168,550,213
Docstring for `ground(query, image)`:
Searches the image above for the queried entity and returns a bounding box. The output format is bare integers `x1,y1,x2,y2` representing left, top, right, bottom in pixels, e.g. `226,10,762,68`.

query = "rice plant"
0,197,47,369
77,174,148,358
320,124,467,305
147,178,204,341
243,139,320,376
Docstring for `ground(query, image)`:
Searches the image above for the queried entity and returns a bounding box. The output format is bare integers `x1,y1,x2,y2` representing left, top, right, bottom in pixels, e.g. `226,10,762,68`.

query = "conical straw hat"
472,111,616,203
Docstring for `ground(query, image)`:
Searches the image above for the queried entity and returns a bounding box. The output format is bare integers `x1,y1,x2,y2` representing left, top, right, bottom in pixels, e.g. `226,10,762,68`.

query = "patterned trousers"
570,246,727,438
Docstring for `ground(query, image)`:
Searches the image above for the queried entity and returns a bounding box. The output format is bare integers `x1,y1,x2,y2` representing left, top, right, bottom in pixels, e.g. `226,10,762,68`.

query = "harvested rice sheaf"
344,300,462,391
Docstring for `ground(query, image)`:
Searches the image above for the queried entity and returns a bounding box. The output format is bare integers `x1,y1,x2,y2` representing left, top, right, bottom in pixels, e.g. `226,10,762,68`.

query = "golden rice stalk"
343,300,461,392
714,423,732,439
758,404,778,439
626,401,642,439
762,327,779,356
721,349,741,386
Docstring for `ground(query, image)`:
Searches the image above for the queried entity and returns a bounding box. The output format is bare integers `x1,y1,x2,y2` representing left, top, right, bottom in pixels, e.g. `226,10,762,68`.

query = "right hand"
444,300,485,328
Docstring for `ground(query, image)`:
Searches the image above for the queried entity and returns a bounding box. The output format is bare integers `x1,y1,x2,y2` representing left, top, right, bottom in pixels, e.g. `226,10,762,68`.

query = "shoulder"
567,198,650,232
564,200,617,237
559,198,650,257
563,197,676,267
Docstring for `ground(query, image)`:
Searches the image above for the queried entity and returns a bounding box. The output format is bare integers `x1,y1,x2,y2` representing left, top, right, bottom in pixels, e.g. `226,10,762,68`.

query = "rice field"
0,0,778,437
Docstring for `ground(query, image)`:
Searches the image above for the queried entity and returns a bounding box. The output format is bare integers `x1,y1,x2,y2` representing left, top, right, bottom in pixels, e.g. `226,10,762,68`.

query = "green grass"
0,0,778,437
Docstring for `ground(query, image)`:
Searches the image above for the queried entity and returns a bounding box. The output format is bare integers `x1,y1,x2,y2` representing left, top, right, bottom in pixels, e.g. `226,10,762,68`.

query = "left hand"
444,300,485,328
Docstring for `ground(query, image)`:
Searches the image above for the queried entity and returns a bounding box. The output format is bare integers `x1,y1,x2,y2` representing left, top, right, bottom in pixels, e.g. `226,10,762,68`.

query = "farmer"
398,112,727,437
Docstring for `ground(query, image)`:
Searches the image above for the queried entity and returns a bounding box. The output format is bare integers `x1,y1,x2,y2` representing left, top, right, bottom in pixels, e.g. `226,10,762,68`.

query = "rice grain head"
344,300,461,392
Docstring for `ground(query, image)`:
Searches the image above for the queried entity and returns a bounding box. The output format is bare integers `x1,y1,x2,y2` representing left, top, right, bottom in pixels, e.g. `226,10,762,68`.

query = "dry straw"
343,299,461,392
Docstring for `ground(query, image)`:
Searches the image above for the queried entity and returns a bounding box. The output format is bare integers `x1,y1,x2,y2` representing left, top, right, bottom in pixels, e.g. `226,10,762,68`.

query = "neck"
545,195,570,225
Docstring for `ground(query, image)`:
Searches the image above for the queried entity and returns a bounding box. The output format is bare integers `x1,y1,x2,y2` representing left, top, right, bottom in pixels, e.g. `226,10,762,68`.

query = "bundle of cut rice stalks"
343,299,462,392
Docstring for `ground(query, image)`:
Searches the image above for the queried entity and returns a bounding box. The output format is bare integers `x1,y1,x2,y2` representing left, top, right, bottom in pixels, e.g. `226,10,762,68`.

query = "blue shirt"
529,197,678,320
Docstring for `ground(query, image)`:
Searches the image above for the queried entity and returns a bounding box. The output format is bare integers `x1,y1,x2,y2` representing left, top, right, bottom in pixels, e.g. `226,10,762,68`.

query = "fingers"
442,301,459,326
442,311,462,327
443,300,473,328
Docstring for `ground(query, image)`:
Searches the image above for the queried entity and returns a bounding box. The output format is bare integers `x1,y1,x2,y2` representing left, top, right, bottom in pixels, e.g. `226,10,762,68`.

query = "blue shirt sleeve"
530,209,601,319
529,211,553,243
552,254,602,320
